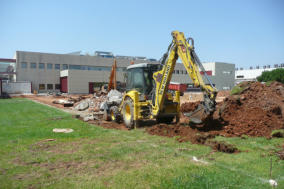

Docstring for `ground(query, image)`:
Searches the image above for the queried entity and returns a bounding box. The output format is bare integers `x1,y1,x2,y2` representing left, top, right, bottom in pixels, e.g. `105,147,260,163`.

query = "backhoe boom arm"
152,31,217,117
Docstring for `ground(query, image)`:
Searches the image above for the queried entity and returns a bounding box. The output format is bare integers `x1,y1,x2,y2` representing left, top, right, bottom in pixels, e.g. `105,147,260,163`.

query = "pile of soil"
215,81,284,137
146,81,284,149
146,124,238,153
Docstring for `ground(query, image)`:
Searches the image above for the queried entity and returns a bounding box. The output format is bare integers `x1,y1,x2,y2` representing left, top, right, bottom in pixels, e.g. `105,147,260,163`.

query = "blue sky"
0,0,283,68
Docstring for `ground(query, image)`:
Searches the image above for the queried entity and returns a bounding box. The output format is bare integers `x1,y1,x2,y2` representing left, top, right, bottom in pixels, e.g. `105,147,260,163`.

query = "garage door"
60,77,68,93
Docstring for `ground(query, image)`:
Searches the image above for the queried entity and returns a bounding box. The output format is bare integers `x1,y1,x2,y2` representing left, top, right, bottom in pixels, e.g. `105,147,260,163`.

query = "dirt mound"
146,124,238,153
146,82,283,151
215,81,284,137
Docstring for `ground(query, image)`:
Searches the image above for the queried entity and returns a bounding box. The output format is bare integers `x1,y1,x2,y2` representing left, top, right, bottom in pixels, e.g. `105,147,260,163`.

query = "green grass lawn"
0,98,283,188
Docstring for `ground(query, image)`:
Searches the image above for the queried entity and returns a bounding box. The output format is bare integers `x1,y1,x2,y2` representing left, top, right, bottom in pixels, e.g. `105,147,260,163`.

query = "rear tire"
109,106,121,123
122,99,135,129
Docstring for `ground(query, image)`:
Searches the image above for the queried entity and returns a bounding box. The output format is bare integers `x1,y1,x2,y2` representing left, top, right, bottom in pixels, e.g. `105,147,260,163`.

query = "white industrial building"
235,64,284,85
0,51,235,94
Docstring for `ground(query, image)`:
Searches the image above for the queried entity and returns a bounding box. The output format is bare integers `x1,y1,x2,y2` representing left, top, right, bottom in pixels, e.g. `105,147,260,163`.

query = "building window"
30,63,37,69
176,70,179,74
21,62,27,69
47,63,53,69
88,66,111,71
55,64,60,70
69,65,88,70
185,71,187,74
181,70,183,74
39,63,45,69
222,71,231,74
47,84,53,90
55,84,60,90
62,64,68,70
173,70,175,74
236,75,244,78
39,84,45,90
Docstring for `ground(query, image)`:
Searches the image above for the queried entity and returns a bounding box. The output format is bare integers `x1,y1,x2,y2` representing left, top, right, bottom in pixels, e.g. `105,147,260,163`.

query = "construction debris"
52,128,74,133
52,99,74,107
107,89,122,104
74,100,89,111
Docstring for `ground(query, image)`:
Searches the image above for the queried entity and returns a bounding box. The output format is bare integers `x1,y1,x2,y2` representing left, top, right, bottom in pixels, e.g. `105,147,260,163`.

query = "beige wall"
63,70,125,94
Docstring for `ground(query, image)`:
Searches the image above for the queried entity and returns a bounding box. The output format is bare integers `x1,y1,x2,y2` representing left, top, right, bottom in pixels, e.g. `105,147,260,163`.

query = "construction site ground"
18,82,284,147
0,97,283,188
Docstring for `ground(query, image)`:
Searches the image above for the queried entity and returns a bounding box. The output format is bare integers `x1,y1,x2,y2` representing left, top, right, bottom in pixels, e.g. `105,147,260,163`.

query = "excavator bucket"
183,97,216,124
183,104,205,124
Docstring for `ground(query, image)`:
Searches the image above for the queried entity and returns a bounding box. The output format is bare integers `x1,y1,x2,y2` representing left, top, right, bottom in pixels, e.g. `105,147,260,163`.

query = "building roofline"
0,58,16,63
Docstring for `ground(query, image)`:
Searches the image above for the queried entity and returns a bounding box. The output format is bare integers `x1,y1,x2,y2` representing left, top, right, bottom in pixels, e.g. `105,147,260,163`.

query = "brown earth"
214,81,284,137
178,81,284,138
145,81,284,152
146,124,238,153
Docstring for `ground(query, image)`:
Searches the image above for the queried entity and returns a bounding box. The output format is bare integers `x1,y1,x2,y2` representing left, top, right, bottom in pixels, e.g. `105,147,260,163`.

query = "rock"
269,179,277,187
53,99,74,105
74,101,89,111
72,114,80,119
100,101,108,111
83,115,94,122
107,89,122,104
52,99,74,107
52,128,74,133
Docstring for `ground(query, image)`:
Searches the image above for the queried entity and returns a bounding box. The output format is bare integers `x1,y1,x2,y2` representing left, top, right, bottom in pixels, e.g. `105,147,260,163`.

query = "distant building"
1,51,236,94
172,62,235,91
235,64,284,85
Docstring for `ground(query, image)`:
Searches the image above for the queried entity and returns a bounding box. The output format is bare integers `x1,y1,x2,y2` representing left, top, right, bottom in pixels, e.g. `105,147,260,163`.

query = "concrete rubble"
74,100,89,111
52,99,74,107
53,128,74,133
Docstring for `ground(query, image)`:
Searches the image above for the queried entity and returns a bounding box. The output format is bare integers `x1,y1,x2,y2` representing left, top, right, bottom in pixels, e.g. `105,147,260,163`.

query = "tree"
257,68,284,84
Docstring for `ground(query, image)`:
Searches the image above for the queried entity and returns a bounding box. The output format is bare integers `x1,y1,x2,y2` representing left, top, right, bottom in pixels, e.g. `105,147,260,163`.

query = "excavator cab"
125,63,160,95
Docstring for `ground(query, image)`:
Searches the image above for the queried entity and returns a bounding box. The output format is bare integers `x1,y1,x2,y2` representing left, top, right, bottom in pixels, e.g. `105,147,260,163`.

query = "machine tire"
122,99,135,129
109,106,121,123
156,116,174,124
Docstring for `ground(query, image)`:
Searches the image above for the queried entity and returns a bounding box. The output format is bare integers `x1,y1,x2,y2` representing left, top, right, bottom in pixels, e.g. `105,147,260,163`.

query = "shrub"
230,85,243,95
257,68,284,84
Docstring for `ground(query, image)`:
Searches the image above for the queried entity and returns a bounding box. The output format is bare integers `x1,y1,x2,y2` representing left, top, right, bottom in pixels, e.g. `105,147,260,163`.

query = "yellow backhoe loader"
107,31,217,128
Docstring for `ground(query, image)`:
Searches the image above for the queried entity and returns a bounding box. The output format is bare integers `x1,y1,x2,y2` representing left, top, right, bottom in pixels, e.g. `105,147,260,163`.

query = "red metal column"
60,77,68,93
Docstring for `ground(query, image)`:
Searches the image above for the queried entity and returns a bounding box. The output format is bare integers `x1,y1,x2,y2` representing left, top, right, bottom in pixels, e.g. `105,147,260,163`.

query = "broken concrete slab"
107,89,122,104
52,99,74,107
83,114,94,122
74,101,89,111
52,128,74,133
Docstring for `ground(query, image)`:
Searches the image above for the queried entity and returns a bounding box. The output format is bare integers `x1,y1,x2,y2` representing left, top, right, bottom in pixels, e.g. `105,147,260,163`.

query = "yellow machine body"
116,31,217,128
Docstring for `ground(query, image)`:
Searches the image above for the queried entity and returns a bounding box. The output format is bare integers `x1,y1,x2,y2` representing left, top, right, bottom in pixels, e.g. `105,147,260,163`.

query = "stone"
74,101,89,111
83,114,95,122
107,90,122,104
53,128,74,133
